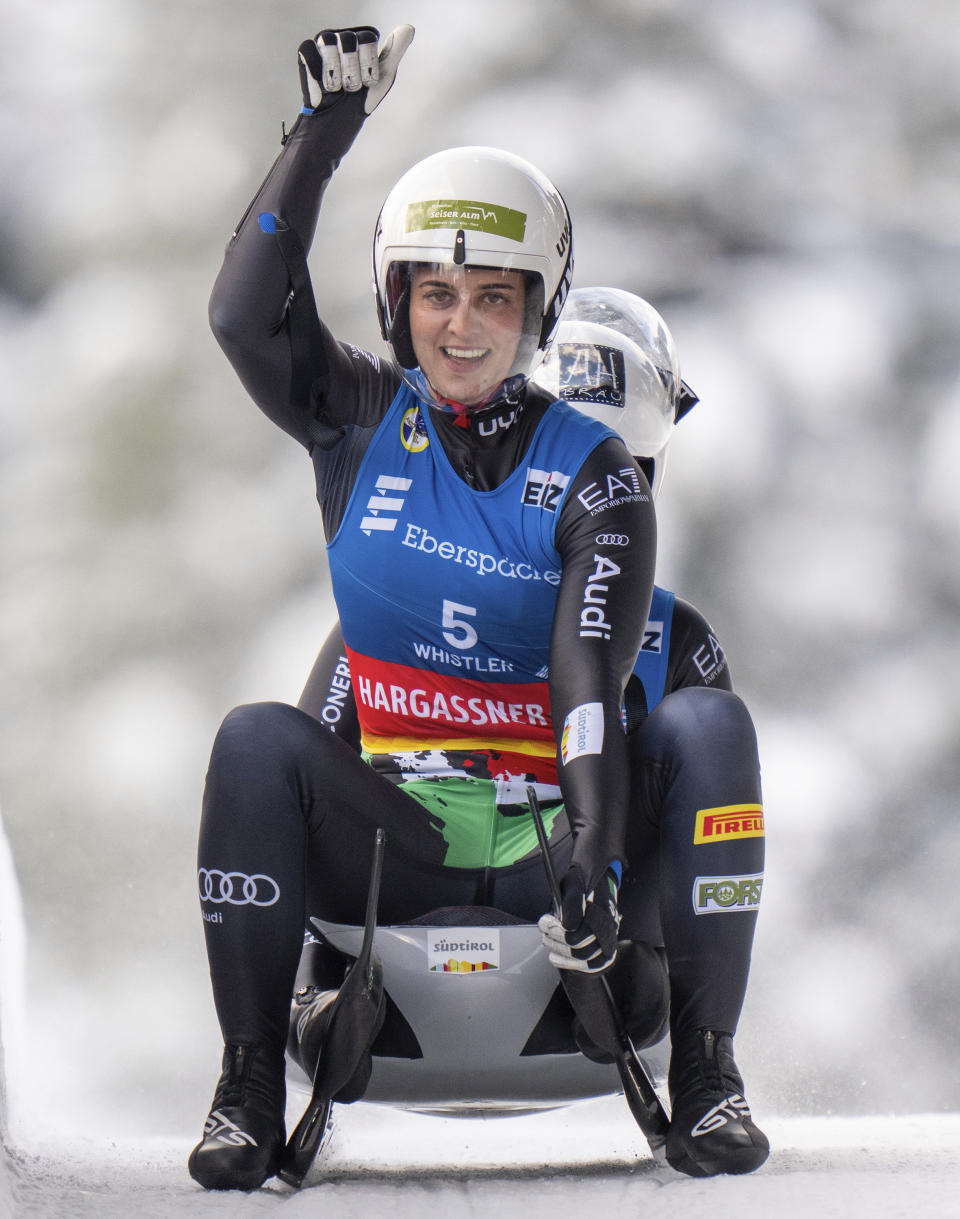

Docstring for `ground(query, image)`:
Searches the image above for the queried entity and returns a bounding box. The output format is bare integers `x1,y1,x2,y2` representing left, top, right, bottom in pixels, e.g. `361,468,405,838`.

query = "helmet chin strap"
415,369,525,425
412,369,469,419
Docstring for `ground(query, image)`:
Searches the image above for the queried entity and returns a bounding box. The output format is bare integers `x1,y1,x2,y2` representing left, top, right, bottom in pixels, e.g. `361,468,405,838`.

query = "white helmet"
373,146,573,414
531,286,698,498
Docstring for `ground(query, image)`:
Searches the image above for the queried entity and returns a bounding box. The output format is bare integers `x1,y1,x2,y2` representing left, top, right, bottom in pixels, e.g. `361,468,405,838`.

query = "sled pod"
289,911,669,1113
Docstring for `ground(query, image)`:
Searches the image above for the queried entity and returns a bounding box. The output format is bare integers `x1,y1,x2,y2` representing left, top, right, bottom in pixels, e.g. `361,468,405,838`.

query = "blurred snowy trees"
1,0,958,1128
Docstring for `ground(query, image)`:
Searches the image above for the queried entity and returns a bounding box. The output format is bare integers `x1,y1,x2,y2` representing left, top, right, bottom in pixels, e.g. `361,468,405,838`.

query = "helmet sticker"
405,199,527,242
555,342,626,407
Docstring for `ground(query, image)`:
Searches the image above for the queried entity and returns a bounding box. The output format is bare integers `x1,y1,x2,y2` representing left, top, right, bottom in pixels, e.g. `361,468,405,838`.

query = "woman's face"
407,264,527,407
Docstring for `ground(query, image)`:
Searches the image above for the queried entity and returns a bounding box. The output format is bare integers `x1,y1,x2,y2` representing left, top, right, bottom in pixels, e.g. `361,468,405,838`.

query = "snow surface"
4,1104,960,1218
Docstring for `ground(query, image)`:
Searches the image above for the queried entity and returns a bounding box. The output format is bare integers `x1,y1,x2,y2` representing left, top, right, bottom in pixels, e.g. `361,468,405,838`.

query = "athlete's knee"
641,687,758,767
214,700,290,752
208,701,322,782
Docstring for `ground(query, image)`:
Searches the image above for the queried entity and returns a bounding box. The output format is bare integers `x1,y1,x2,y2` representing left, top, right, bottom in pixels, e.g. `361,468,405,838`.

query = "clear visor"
383,261,546,415
531,318,675,456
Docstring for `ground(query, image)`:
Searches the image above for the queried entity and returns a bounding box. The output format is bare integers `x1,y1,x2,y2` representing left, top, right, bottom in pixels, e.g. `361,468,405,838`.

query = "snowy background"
2,0,960,1211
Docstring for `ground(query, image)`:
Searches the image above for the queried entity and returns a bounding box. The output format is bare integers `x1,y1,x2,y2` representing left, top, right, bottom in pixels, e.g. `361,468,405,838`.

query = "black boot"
666,1029,768,1177
288,986,335,1078
288,984,375,1102
278,982,382,1188
573,941,669,1062
188,1043,286,1191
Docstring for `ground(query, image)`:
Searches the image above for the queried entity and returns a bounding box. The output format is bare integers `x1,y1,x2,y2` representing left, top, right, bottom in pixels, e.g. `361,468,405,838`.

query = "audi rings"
198,868,280,907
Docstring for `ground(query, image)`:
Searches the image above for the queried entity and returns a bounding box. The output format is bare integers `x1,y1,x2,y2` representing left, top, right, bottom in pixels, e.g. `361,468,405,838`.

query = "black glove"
297,25,414,116
538,862,622,974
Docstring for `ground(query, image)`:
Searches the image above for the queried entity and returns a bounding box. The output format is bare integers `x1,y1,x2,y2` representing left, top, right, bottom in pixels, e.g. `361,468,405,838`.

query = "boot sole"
666,1137,769,1178
188,1144,282,1192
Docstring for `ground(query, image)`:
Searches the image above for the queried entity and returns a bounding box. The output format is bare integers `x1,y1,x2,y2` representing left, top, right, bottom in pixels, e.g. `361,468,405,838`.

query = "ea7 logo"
576,466,648,516
360,475,413,535
692,632,726,682
522,467,570,512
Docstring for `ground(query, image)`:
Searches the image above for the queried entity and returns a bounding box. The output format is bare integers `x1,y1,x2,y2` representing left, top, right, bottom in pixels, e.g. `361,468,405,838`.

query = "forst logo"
693,804,765,844
693,873,764,915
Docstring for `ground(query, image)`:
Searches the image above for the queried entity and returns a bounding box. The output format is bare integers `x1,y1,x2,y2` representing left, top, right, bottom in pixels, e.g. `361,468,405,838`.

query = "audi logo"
198,868,280,907
595,533,629,546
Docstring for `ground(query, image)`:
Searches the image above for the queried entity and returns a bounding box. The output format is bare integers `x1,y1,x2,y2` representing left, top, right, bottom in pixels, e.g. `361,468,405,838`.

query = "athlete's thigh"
302,807,480,925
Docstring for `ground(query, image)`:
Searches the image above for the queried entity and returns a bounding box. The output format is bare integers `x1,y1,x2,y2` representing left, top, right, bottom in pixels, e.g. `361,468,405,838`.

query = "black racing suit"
199,94,660,1049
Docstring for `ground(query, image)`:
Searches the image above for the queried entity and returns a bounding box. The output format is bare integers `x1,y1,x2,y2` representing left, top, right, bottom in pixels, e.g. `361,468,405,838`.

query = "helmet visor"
532,318,675,456
385,260,545,414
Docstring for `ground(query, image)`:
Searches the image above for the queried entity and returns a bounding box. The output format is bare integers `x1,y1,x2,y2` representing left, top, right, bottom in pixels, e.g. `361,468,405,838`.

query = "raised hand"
298,25,415,115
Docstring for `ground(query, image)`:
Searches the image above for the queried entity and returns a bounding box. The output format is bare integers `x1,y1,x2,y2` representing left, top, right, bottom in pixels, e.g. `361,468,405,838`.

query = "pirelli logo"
694,803,765,844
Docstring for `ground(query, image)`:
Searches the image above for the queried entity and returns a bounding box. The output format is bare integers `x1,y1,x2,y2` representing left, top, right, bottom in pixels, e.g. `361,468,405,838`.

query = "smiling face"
407,264,528,407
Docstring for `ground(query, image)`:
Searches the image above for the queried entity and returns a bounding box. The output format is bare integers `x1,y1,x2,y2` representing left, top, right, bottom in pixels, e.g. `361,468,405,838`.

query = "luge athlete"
191,27,655,1191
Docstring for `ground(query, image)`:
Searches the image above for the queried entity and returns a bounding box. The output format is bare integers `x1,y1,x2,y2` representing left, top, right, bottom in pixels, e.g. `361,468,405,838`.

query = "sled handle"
527,785,563,913
365,828,386,938
526,785,670,1154
361,828,386,985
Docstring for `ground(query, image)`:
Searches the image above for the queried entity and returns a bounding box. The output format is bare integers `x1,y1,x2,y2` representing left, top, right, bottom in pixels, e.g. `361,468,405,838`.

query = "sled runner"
281,816,670,1188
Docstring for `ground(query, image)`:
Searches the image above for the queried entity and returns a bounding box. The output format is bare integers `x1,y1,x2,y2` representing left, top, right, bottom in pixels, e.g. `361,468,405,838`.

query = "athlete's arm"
666,597,733,693
550,440,656,894
208,95,370,445
208,30,408,448
298,623,361,750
